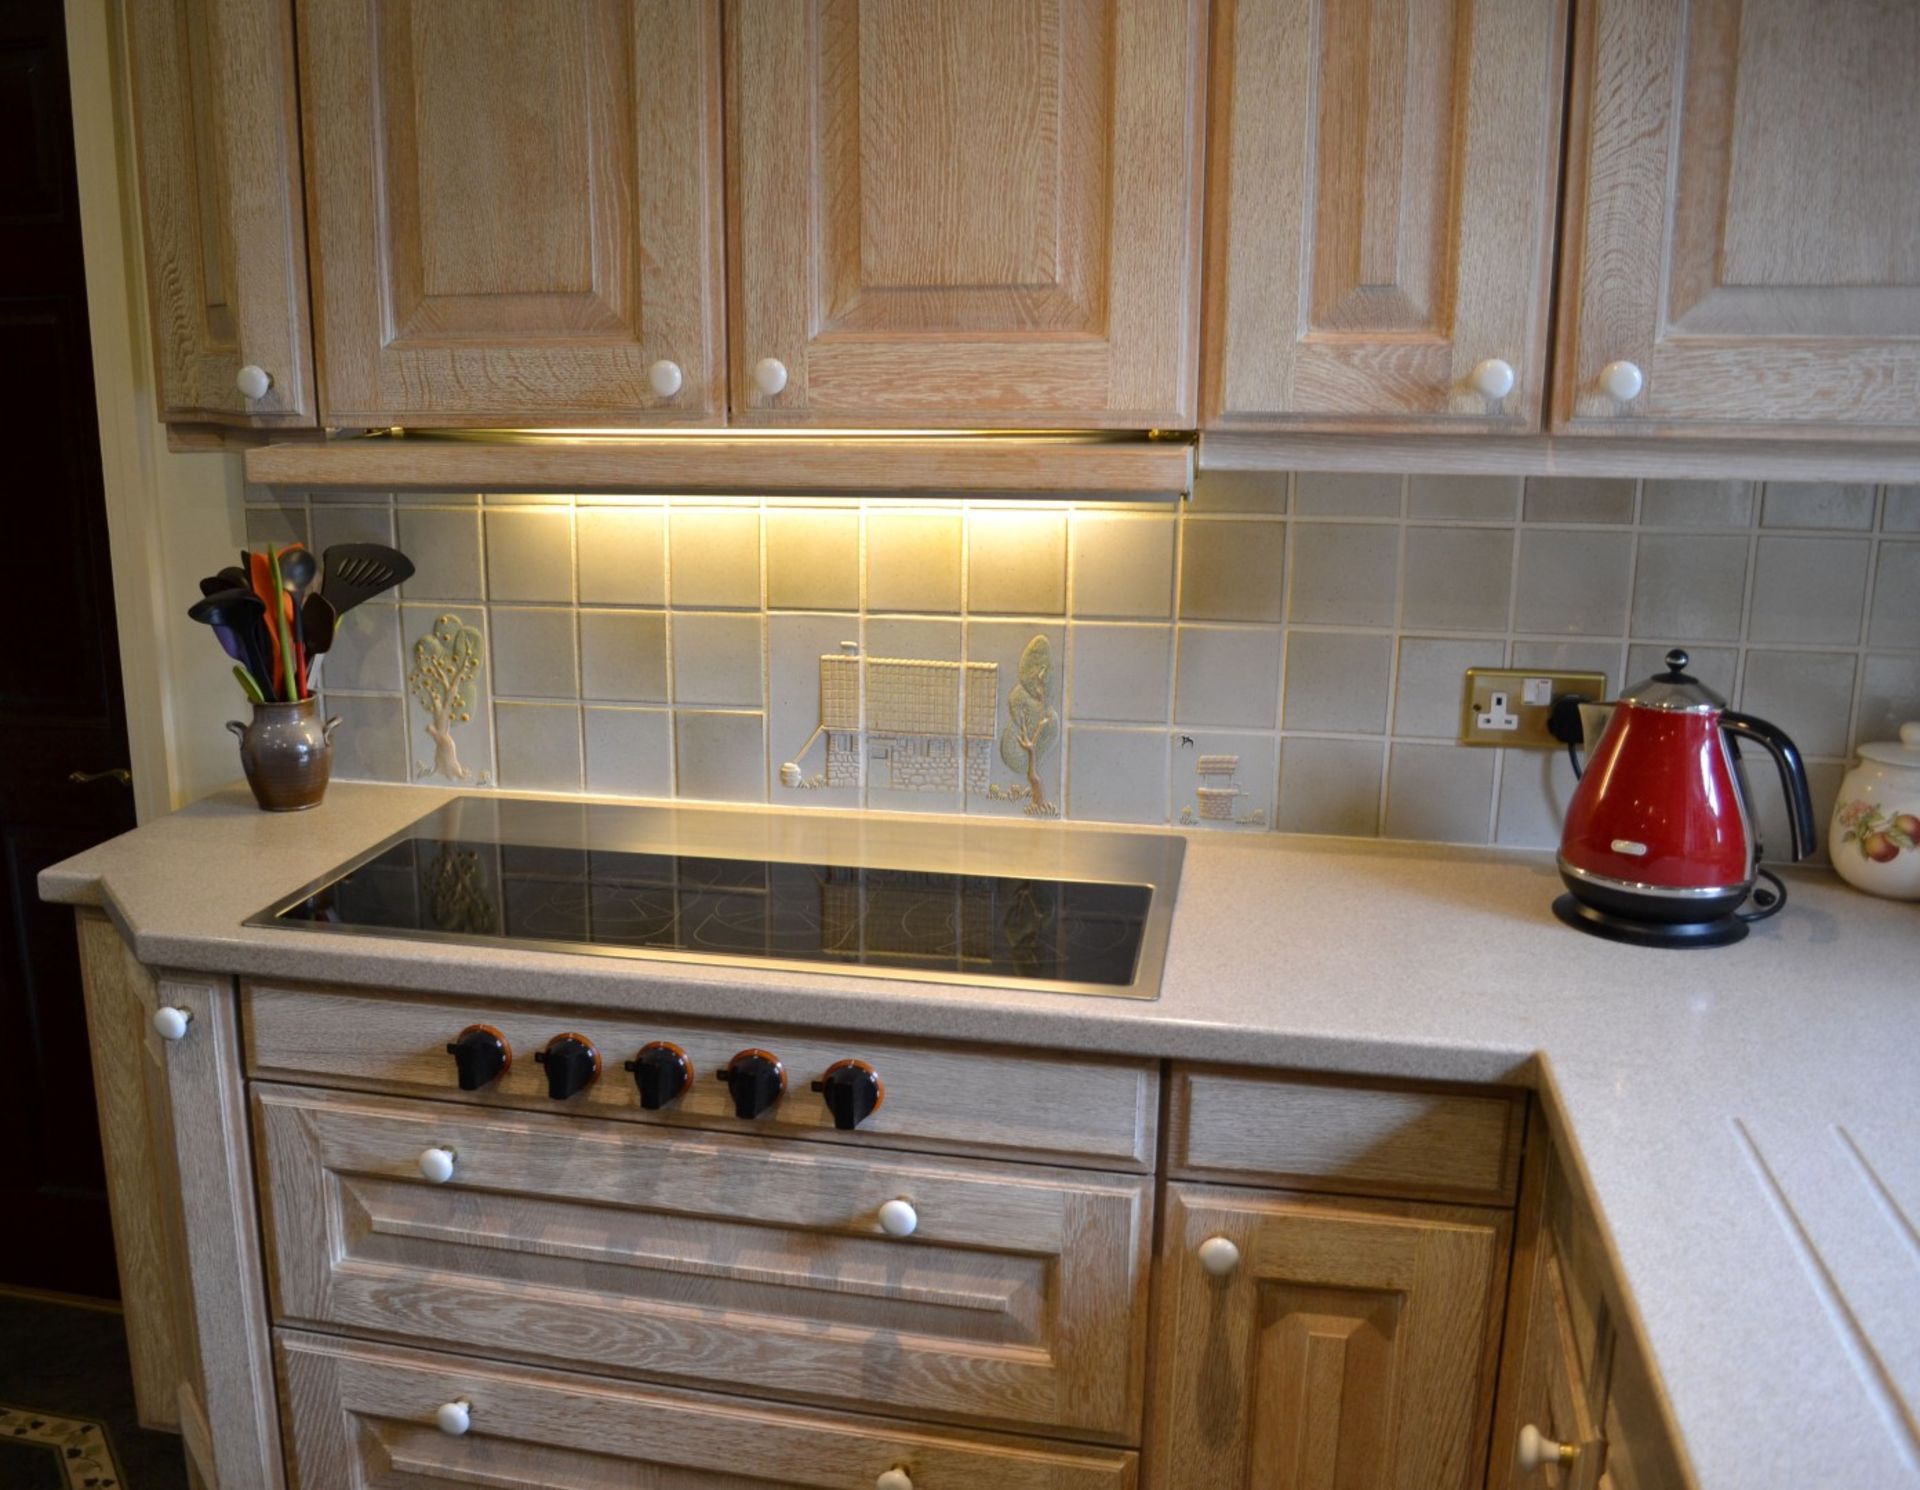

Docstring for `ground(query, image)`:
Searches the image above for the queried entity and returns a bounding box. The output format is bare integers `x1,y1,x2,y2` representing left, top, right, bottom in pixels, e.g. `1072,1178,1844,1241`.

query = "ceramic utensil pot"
1556,649,1817,948
1830,723,1920,901
227,697,340,811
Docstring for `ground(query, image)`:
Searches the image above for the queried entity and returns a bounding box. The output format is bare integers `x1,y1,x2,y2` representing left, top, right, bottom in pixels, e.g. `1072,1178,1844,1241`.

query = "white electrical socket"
1477,689,1521,733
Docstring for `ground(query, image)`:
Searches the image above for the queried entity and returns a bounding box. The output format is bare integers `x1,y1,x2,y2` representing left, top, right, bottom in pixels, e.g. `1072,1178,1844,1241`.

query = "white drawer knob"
878,1198,918,1238
152,1006,192,1042
648,359,683,397
1518,1424,1577,1471
753,356,789,396
1470,358,1516,400
1197,1235,1241,1276
235,364,272,400
876,1470,914,1490
1599,359,1644,403
434,1400,472,1436
417,1146,457,1184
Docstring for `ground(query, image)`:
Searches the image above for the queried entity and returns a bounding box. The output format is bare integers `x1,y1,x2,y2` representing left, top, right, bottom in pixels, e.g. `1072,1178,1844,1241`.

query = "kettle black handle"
1721,712,1817,863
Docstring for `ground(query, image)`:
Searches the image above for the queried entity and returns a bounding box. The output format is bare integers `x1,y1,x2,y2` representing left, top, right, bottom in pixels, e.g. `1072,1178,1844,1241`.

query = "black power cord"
1545,693,1589,779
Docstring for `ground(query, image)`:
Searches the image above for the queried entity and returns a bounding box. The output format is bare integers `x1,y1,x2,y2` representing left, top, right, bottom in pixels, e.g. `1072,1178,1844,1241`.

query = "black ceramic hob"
251,797,1185,998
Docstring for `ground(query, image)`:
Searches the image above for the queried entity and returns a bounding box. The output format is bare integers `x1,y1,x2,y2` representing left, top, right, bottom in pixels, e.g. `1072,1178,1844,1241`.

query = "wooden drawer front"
243,982,1157,1171
256,1085,1150,1441
279,1330,1137,1490
1169,1066,1527,1205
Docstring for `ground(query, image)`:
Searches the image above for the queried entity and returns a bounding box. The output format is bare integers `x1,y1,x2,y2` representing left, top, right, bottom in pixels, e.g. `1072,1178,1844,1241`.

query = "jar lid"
1618,649,1724,713
1858,722,1920,769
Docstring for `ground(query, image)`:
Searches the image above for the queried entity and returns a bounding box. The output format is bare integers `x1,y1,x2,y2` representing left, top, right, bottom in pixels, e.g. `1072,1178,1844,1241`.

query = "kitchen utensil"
1556,649,1816,948
232,663,266,704
189,588,273,697
227,697,340,811
1830,722,1920,901
321,544,415,616
281,545,318,691
199,570,250,598
248,550,284,695
301,591,337,655
267,545,299,700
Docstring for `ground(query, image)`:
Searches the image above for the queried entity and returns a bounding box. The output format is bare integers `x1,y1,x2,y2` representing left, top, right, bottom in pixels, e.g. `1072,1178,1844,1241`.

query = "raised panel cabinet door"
1149,1183,1510,1490
1556,0,1920,438
297,0,723,426
254,1084,1151,1441
125,0,316,425
726,0,1206,428
1203,0,1568,432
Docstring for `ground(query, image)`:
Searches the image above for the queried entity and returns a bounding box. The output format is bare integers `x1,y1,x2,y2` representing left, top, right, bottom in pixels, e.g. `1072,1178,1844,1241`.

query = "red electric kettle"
1556,650,1816,948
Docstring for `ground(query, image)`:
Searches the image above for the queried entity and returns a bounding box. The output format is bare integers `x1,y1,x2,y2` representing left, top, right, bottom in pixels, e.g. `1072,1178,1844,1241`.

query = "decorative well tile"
576,507,665,606
494,702,583,792
675,711,767,802
1173,730,1277,830
485,508,574,603
1276,737,1382,836
1174,625,1282,729
1066,727,1169,824
669,507,761,608
1069,513,1174,619
967,510,1066,616
584,707,672,798
1179,518,1285,623
766,507,859,611
866,510,962,613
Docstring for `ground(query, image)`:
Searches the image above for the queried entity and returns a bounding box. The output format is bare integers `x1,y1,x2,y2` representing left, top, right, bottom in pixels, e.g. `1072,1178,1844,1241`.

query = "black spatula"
320,544,415,617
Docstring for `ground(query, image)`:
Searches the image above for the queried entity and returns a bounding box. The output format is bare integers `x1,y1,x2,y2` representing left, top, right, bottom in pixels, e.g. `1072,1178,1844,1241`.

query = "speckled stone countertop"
41,784,1920,1490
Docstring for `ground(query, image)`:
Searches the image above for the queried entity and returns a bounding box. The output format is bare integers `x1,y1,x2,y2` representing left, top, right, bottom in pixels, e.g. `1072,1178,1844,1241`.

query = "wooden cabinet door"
1202,0,1568,433
1150,1183,1509,1490
296,0,723,427
725,0,1206,428
1555,0,1920,439
254,1083,1150,1440
126,0,316,426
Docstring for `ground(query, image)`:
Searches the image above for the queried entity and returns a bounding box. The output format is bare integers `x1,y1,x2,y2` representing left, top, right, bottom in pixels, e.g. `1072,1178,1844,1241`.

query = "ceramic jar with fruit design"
1830,723,1920,901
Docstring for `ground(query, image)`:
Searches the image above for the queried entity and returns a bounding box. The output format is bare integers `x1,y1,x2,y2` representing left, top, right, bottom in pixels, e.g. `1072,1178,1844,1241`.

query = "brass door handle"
69,768,132,786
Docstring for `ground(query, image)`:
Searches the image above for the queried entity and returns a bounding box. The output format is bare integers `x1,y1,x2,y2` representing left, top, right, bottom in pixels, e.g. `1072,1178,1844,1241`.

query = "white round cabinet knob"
152,1006,192,1042
434,1400,472,1437
1599,359,1644,403
876,1470,914,1490
1470,358,1516,400
877,1198,919,1238
1197,1235,1241,1276
752,356,789,396
1517,1424,1576,1472
648,359,683,398
235,364,272,400
417,1146,457,1184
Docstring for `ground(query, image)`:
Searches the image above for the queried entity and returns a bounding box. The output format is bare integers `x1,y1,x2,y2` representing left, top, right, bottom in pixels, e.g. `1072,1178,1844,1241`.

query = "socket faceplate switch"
1459,669,1607,748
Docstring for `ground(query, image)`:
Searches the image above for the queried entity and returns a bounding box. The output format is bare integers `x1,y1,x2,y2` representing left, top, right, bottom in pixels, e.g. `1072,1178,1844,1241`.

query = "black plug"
1546,694,1587,747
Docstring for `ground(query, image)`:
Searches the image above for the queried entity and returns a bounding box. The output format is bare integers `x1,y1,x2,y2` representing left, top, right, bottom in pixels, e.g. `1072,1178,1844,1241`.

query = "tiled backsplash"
244,475,1920,857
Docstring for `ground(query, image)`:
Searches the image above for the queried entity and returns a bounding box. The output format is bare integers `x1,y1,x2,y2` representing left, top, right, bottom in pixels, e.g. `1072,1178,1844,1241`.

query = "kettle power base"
1552,894,1750,950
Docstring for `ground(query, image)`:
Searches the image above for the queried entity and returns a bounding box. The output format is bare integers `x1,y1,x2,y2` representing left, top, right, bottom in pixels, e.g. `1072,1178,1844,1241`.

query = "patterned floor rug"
0,1292,190,1490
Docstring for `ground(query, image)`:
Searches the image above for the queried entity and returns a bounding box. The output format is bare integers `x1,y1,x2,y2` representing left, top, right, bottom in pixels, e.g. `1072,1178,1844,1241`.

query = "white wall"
68,0,250,819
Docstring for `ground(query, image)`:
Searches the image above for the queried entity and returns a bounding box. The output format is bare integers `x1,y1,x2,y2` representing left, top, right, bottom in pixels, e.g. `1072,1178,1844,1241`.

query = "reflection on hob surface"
277,837,1153,986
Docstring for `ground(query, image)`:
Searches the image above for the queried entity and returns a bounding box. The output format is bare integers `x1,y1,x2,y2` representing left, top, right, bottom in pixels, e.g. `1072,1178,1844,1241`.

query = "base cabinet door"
1203,0,1568,433
295,0,724,427
1555,0,1920,439
1149,1183,1509,1490
278,1331,1138,1489
125,0,316,426
725,0,1206,428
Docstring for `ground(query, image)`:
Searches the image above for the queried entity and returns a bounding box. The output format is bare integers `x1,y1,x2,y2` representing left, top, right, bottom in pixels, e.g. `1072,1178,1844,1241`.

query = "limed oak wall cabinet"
1554,0,1920,440
295,0,725,427
126,0,317,428
1202,0,1569,434
73,910,1692,1490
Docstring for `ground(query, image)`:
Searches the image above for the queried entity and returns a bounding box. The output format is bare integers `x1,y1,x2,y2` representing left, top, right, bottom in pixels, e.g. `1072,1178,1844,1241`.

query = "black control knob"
624,1041,694,1110
533,1033,600,1100
812,1059,884,1131
716,1049,785,1120
445,1025,511,1091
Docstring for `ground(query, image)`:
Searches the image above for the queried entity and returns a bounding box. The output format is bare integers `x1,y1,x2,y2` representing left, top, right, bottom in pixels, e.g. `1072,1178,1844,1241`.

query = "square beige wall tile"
1640,480,1754,529
670,612,763,707
968,509,1066,616
397,508,483,601
1276,737,1382,836
1294,472,1402,518
490,606,577,699
584,707,672,798
1513,530,1632,635
1884,487,1920,532
1407,475,1519,522
675,711,767,802
1188,469,1287,513
1494,749,1581,849
669,506,761,609
1738,651,1857,757
866,510,962,613
1401,527,1513,632
577,507,665,606
766,507,859,611
1857,655,1920,744
1869,541,1920,648
1070,623,1173,723
322,602,402,694
1627,644,1737,701
485,508,574,602
1069,513,1174,619
325,694,408,783
493,702,583,792
580,610,669,703
1290,524,1400,627
1748,536,1869,645
1760,483,1876,530
1630,534,1749,641
245,503,307,551
1383,743,1494,844
311,504,394,552
1523,477,1635,525
1393,638,1504,738
1174,626,1282,730
1284,631,1392,733
1066,727,1169,824
1179,518,1285,623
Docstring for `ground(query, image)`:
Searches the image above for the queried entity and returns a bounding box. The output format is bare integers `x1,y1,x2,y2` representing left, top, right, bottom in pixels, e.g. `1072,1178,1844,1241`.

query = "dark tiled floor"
0,1291,191,1489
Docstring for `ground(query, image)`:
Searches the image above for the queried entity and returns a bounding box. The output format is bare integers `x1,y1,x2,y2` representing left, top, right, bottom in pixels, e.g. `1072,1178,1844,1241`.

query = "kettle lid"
1618,649,1725,713
1859,722,1920,769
